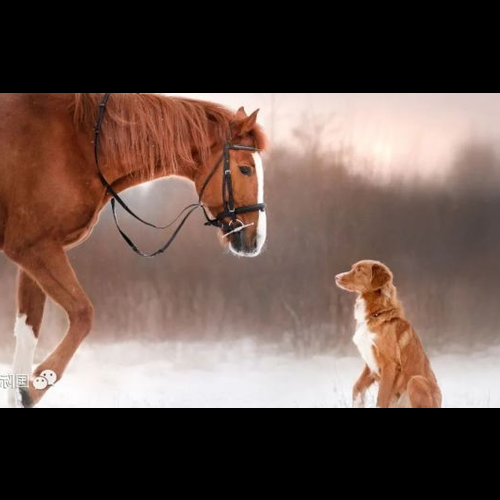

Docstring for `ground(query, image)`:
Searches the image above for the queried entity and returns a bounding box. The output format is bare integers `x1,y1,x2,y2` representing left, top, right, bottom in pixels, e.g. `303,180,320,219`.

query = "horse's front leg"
8,270,47,408
5,241,94,408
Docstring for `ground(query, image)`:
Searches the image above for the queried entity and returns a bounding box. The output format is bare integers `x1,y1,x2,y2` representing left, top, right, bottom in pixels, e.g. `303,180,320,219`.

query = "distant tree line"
1,140,499,355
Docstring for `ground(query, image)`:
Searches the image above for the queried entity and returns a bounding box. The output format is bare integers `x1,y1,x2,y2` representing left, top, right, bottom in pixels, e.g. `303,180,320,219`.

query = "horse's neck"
105,161,195,195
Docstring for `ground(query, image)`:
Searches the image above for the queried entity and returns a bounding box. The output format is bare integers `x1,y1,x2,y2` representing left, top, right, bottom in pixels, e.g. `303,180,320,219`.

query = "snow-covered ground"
1,340,499,408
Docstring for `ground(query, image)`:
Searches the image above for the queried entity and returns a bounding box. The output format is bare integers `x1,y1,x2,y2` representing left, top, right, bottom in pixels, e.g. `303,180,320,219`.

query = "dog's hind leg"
408,376,441,409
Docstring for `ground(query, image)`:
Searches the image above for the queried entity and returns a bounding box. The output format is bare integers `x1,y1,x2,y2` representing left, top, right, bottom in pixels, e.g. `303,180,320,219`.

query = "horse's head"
197,107,267,258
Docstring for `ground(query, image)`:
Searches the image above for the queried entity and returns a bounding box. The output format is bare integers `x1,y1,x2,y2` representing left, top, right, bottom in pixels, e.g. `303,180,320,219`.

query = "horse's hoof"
19,387,35,409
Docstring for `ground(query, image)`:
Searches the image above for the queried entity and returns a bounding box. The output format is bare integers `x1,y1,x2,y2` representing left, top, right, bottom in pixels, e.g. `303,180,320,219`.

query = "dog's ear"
371,264,392,290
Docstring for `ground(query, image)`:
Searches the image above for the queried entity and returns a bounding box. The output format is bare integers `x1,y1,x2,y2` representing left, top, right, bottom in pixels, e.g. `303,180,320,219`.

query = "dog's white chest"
353,299,379,374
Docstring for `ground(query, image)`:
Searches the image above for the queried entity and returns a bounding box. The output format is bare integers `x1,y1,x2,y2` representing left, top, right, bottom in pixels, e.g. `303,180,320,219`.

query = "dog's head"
336,260,393,294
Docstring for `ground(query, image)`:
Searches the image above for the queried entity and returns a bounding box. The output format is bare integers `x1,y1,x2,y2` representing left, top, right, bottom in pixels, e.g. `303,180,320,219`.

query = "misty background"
1,93,500,360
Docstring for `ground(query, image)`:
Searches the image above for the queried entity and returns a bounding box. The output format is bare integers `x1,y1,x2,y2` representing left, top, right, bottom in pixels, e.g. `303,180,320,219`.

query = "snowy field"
1,340,499,408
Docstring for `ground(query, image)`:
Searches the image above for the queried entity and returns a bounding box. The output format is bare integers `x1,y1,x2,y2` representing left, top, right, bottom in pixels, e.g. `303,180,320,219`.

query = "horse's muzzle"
227,224,259,257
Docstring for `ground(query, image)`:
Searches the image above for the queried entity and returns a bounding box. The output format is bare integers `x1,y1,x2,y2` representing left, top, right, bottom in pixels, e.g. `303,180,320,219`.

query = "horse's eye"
239,166,252,177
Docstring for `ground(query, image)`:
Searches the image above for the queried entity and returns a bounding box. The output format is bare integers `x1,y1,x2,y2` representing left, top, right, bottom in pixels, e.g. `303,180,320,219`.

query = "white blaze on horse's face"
228,152,267,258
253,152,267,254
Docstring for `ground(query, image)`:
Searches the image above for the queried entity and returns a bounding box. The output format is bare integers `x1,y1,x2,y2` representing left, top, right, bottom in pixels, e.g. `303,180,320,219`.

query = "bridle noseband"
94,93,266,258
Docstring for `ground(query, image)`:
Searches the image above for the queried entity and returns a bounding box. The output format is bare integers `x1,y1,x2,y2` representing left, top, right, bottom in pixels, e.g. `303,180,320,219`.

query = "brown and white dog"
336,260,442,409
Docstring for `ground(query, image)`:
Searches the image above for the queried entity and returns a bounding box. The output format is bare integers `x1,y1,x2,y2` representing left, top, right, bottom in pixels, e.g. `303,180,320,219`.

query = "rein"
93,93,266,258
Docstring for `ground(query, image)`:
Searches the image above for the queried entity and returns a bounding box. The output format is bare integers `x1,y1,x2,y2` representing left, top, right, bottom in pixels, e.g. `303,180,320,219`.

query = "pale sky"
171,93,500,177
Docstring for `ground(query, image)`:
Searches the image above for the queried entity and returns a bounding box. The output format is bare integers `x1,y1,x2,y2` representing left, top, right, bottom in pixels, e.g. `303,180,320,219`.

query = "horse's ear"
236,107,248,120
245,109,260,131
233,109,260,137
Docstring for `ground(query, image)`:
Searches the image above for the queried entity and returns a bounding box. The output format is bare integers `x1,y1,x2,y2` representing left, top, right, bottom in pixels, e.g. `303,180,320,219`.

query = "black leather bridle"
93,93,266,258
199,142,266,231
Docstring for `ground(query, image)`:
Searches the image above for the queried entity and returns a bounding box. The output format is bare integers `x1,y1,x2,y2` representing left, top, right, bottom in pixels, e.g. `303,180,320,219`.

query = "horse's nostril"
230,231,245,252
229,227,259,255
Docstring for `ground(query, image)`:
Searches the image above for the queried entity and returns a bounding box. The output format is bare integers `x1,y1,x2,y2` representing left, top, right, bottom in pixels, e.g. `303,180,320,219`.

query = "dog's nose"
335,274,343,282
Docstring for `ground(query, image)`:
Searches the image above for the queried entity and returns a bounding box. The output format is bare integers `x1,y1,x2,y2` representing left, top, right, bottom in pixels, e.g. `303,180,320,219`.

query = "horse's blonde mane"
72,93,266,179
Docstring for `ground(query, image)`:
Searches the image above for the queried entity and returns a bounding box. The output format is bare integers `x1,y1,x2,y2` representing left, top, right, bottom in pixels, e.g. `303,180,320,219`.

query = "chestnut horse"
0,93,267,408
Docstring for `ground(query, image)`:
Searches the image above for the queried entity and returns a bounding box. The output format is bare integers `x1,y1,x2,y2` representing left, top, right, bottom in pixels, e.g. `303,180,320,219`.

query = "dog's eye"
239,165,252,177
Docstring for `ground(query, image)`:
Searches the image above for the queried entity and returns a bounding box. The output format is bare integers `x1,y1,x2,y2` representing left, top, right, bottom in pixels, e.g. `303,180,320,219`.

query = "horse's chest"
353,299,379,374
63,211,101,249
